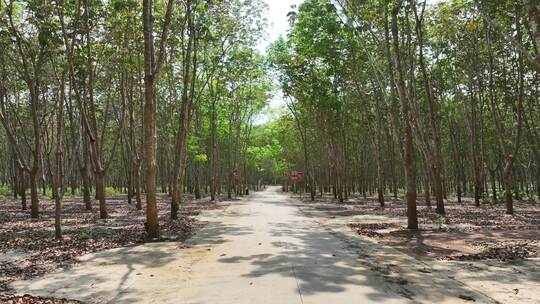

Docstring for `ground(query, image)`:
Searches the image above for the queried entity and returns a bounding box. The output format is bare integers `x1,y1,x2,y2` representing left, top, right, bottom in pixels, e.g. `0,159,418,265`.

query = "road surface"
14,186,496,303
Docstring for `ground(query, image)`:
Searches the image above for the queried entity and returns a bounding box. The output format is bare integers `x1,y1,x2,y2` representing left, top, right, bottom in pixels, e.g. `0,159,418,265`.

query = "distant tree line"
268,0,540,228
0,0,271,239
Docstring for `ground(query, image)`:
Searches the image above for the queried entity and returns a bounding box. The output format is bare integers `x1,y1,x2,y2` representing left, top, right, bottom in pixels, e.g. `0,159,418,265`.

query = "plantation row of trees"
2,0,540,239
267,0,540,229
0,0,272,239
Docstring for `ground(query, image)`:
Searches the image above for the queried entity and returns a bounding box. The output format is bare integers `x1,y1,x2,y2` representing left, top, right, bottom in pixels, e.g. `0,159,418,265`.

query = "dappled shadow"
213,188,501,302
463,258,540,283
12,187,535,303
286,189,539,303
13,242,180,303
10,193,257,303
213,192,408,301
12,211,257,303
250,223,374,295
385,230,470,258
186,221,254,246
383,228,540,261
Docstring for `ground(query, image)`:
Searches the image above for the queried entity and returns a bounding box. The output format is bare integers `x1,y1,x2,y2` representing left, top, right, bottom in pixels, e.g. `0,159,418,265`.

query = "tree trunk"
20,170,27,210
142,0,175,238
404,132,418,230
503,157,514,214
171,1,195,218
29,171,39,219
536,170,540,201
127,160,133,205
81,164,92,211
375,136,385,207
210,94,217,201
391,2,417,229
413,2,445,215
424,171,431,207
134,160,142,210
95,172,107,219
432,164,445,214
490,169,498,203
54,72,65,240
456,177,462,204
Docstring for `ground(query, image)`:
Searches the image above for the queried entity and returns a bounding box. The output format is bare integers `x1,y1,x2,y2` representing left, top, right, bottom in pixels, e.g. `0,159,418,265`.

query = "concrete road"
13,186,497,303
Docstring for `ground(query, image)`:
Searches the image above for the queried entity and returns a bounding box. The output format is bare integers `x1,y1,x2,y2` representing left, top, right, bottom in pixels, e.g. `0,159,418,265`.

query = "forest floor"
2,189,539,303
0,193,228,303
292,194,540,260
292,193,540,303
7,186,508,304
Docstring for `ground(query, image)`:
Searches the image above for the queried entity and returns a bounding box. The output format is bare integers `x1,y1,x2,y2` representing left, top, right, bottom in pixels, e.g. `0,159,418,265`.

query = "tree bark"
171,0,196,219
54,72,65,239
391,1,418,229
143,0,175,238
143,0,159,238
29,171,39,218
209,84,218,201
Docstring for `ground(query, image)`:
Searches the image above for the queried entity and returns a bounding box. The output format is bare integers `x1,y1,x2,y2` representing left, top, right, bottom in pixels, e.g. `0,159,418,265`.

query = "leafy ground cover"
0,194,225,300
0,293,80,304
295,194,540,261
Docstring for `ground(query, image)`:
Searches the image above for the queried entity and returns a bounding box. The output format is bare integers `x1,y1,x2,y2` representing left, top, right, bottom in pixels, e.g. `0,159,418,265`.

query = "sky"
254,0,302,125
257,0,304,54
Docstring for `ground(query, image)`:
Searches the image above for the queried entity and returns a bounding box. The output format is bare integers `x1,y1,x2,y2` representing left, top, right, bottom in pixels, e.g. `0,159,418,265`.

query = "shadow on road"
215,190,494,303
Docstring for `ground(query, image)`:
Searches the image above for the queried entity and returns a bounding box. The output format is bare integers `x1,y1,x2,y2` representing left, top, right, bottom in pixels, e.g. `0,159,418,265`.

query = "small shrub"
481,196,498,206
0,185,14,198
105,187,121,195
435,215,445,230
79,230,96,240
